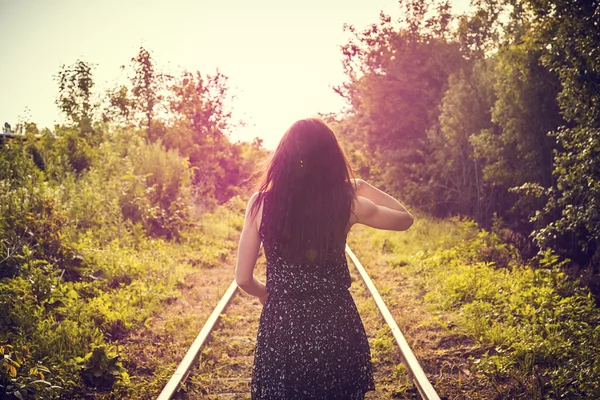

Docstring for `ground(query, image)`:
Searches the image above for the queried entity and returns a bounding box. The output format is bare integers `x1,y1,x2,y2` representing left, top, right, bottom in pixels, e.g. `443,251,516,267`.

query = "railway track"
157,246,441,400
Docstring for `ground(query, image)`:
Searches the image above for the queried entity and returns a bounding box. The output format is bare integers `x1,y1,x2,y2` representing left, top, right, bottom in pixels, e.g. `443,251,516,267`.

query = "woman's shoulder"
247,191,268,232
248,190,269,205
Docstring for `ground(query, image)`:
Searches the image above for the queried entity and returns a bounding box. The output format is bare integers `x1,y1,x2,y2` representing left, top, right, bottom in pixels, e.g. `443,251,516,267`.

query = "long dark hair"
250,118,357,264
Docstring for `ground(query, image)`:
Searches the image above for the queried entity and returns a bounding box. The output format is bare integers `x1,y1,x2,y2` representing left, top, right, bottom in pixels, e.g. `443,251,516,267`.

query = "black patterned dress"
251,192,375,399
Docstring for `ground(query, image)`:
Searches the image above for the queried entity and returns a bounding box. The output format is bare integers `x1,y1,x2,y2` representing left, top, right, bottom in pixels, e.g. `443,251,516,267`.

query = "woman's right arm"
351,179,414,231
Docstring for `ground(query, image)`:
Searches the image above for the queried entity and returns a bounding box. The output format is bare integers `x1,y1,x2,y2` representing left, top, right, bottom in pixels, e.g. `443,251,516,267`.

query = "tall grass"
349,214,600,399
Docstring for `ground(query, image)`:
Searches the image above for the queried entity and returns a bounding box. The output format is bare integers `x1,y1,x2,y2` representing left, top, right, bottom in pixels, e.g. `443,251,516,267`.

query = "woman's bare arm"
351,179,414,231
235,193,268,303
353,179,410,213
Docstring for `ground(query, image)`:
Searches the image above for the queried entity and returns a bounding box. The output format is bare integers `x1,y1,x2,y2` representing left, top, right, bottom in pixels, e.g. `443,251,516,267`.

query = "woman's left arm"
235,193,268,303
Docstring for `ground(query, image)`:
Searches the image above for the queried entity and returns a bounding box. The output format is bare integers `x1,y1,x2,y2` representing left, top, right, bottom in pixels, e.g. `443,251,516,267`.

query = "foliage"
351,215,600,398
336,0,600,272
97,46,266,207
338,6,463,204
130,47,165,138
415,230,600,398
127,140,192,239
74,345,129,389
425,66,492,222
1,57,257,399
0,189,241,398
53,127,99,175
521,0,600,263
0,344,60,399
56,60,96,132
471,39,562,231
0,142,79,279
165,69,253,204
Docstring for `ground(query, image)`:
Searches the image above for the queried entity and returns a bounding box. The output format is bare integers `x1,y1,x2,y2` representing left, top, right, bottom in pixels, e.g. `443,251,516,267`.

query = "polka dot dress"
251,192,375,399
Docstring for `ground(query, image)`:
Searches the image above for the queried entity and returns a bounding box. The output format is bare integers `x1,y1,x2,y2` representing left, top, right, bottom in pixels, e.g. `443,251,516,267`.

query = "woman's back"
253,177,414,304
252,189,376,399
259,191,352,299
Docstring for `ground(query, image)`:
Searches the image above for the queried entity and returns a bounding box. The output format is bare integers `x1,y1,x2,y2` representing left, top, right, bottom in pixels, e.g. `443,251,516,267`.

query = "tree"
427,66,493,221
102,85,134,127
165,69,239,203
468,39,562,232
55,60,102,174
521,0,600,266
337,7,463,204
56,60,97,135
131,47,165,139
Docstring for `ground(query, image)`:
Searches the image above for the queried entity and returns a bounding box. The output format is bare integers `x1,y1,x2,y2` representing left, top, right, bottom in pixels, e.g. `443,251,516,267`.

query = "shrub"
74,345,129,389
419,239,600,398
0,343,61,399
128,141,191,239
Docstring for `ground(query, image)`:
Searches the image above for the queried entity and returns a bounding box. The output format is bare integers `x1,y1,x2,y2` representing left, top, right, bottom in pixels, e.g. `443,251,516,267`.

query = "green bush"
128,140,191,239
74,345,129,389
350,216,599,398
0,119,252,398
51,131,192,243
0,343,61,399
418,238,600,398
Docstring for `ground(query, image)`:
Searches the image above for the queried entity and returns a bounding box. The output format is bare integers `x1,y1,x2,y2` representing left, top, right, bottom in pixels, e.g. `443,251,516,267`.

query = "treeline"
4,47,266,240
332,0,599,274
0,47,264,397
1,44,268,283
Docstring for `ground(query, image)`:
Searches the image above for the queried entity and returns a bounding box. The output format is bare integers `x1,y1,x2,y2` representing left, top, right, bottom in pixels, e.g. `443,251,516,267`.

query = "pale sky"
0,0,471,149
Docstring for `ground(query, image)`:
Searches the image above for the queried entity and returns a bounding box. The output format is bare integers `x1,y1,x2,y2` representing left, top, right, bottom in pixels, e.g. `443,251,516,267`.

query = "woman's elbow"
401,213,414,231
236,274,252,288
407,214,415,229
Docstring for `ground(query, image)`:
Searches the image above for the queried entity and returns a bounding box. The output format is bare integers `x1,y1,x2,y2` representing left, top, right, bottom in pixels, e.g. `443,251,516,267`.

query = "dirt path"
174,258,267,399
111,263,240,399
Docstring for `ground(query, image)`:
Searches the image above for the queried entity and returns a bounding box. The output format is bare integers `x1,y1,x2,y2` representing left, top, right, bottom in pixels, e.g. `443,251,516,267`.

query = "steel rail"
156,279,238,400
157,247,440,399
345,245,440,400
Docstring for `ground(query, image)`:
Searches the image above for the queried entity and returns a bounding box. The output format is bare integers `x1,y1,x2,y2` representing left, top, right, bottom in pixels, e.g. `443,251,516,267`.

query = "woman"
235,118,414,399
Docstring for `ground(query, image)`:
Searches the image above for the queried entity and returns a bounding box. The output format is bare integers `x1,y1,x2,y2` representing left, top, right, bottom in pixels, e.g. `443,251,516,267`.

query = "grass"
103,200,246,399
347,213,600,399
0,196,246,399
350,220,495,399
